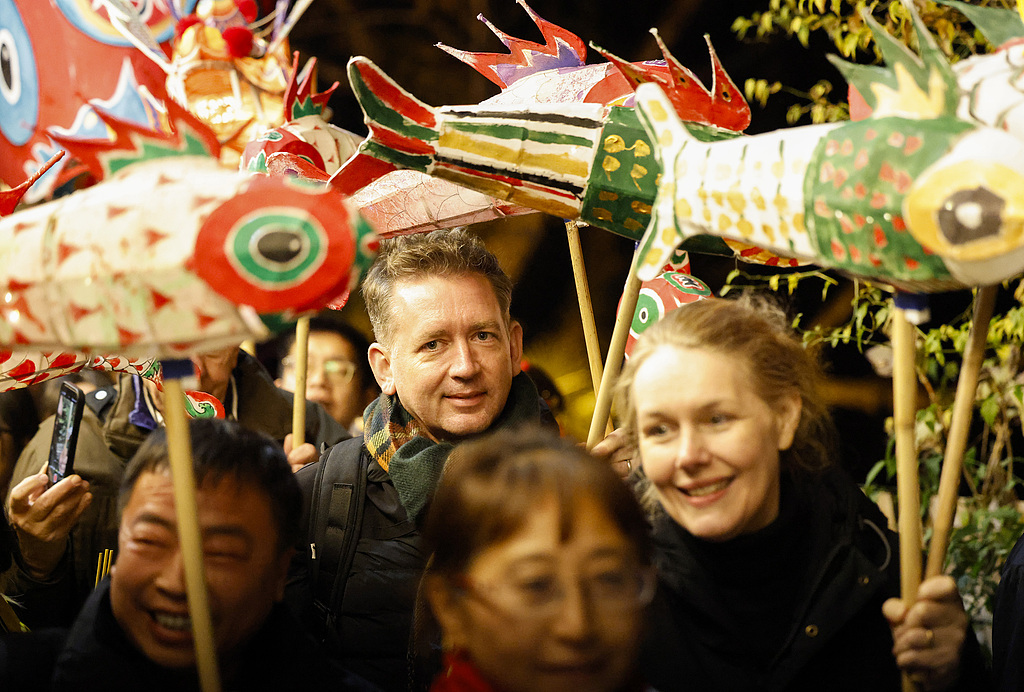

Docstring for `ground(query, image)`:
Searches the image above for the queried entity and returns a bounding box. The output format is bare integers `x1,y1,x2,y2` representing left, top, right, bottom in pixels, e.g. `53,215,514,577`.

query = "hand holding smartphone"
47,382,85,487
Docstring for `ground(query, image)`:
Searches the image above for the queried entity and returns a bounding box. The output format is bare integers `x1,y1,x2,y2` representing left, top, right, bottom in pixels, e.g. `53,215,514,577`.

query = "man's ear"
509,320,524,376
271,548,294,602
367,343,396,395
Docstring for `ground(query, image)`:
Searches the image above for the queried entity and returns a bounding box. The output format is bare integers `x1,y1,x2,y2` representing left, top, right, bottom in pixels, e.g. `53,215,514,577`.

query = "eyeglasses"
281,356,357,383
457,563,656,621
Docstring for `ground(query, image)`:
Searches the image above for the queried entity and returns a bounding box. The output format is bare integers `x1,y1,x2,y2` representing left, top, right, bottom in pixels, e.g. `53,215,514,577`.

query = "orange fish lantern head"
167,22,290,167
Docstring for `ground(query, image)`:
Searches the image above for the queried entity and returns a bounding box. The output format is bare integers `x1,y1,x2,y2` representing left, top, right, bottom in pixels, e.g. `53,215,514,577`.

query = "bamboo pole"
925,285,998,579
586,259,642,450
565,221,604,395
291,316,310,447
163,375,221,692
891,308,922,692
565,221,614,437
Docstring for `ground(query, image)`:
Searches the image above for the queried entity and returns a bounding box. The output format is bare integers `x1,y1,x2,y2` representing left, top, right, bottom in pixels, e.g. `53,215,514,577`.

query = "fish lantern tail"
327,57,441,195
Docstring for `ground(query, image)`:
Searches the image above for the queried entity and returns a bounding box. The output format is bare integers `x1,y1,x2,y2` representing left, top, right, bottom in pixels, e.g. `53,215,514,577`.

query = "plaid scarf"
363,372,540,522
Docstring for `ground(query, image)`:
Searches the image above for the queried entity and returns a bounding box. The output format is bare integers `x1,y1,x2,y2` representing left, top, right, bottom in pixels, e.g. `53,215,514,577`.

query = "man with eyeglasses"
286,228,546,691
276,316,380,436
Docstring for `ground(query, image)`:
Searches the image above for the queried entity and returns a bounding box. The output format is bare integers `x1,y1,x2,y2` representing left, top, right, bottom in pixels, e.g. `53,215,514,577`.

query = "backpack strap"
308,437,369,634
85,385,117,422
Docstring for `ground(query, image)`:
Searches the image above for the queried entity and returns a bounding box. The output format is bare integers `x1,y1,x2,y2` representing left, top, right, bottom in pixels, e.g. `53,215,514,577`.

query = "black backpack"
306,437,368,633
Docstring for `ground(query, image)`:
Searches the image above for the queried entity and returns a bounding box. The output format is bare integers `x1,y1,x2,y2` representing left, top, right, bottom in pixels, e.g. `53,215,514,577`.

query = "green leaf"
933,0,1024,48
787,274,800,295
841,32,861,57
786,104,804,124
864,459,889,487
732,17,753,38
981,396,1000,427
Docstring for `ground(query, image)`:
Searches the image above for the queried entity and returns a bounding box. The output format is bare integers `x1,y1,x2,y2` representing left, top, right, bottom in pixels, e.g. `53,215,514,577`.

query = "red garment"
429,653,495,692
429,651,651,692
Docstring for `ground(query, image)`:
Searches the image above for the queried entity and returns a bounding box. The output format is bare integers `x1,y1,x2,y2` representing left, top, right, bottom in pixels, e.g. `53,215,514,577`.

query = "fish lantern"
241,55,362,177
168,3,292,166
0,0,186,201
624,271,712,357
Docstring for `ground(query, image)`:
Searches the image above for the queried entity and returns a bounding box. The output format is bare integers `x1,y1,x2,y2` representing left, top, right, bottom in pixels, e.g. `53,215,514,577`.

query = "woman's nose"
550,581,597,643
675,427,708,469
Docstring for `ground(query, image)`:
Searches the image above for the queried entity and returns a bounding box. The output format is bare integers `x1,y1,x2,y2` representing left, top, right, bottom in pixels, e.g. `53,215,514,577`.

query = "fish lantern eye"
195,180,360,314
0,33,17,102
625,272,711,358
251,225,310,269
226,212,324,291
905,155,1024,263
0,1,39,146
625,287,663,359
936,186,1004,247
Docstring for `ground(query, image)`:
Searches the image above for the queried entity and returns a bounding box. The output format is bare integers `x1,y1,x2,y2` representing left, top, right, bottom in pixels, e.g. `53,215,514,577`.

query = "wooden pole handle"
587,260,642,450
163,376,222,692
565,221,613,436
566,221,604,395
925,285,997,579
892,308,923,692
291,316,310,447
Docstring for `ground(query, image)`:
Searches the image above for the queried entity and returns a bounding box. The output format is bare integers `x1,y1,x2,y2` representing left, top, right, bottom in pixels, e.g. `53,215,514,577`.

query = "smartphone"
47,382,85,486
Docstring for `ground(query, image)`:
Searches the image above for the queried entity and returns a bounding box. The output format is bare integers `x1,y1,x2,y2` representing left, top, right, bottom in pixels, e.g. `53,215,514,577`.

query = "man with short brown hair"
287,228,544,690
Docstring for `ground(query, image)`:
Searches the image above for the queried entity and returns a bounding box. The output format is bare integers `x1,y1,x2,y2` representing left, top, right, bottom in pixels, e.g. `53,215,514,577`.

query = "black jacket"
640,467,988,692
287,438,426,692
994,530,1024,692
0,579,379,692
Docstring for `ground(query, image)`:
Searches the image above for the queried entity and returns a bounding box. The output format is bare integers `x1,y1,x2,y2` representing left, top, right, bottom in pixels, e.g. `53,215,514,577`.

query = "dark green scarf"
363,372,541,521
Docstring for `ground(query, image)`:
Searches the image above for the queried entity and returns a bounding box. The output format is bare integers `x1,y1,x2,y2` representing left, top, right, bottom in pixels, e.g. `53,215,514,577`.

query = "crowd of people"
0,227,1020,690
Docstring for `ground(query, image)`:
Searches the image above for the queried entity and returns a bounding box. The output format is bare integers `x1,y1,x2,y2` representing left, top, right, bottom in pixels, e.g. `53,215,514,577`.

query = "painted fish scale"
669,124,829,262
804,117,971,286
0,160,263,354
580,108,747,241
580,106,659,240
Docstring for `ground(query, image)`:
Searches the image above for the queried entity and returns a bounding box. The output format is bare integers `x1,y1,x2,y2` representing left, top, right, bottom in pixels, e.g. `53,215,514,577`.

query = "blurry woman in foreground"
616,297,985,691
419,426,655,692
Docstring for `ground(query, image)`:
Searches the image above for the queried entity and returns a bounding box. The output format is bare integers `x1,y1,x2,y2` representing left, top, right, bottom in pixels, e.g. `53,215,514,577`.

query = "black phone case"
47,383,85,486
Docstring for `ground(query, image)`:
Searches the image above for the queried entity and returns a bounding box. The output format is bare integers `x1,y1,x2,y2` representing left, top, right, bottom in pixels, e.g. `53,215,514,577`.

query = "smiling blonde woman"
616,296,987,692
